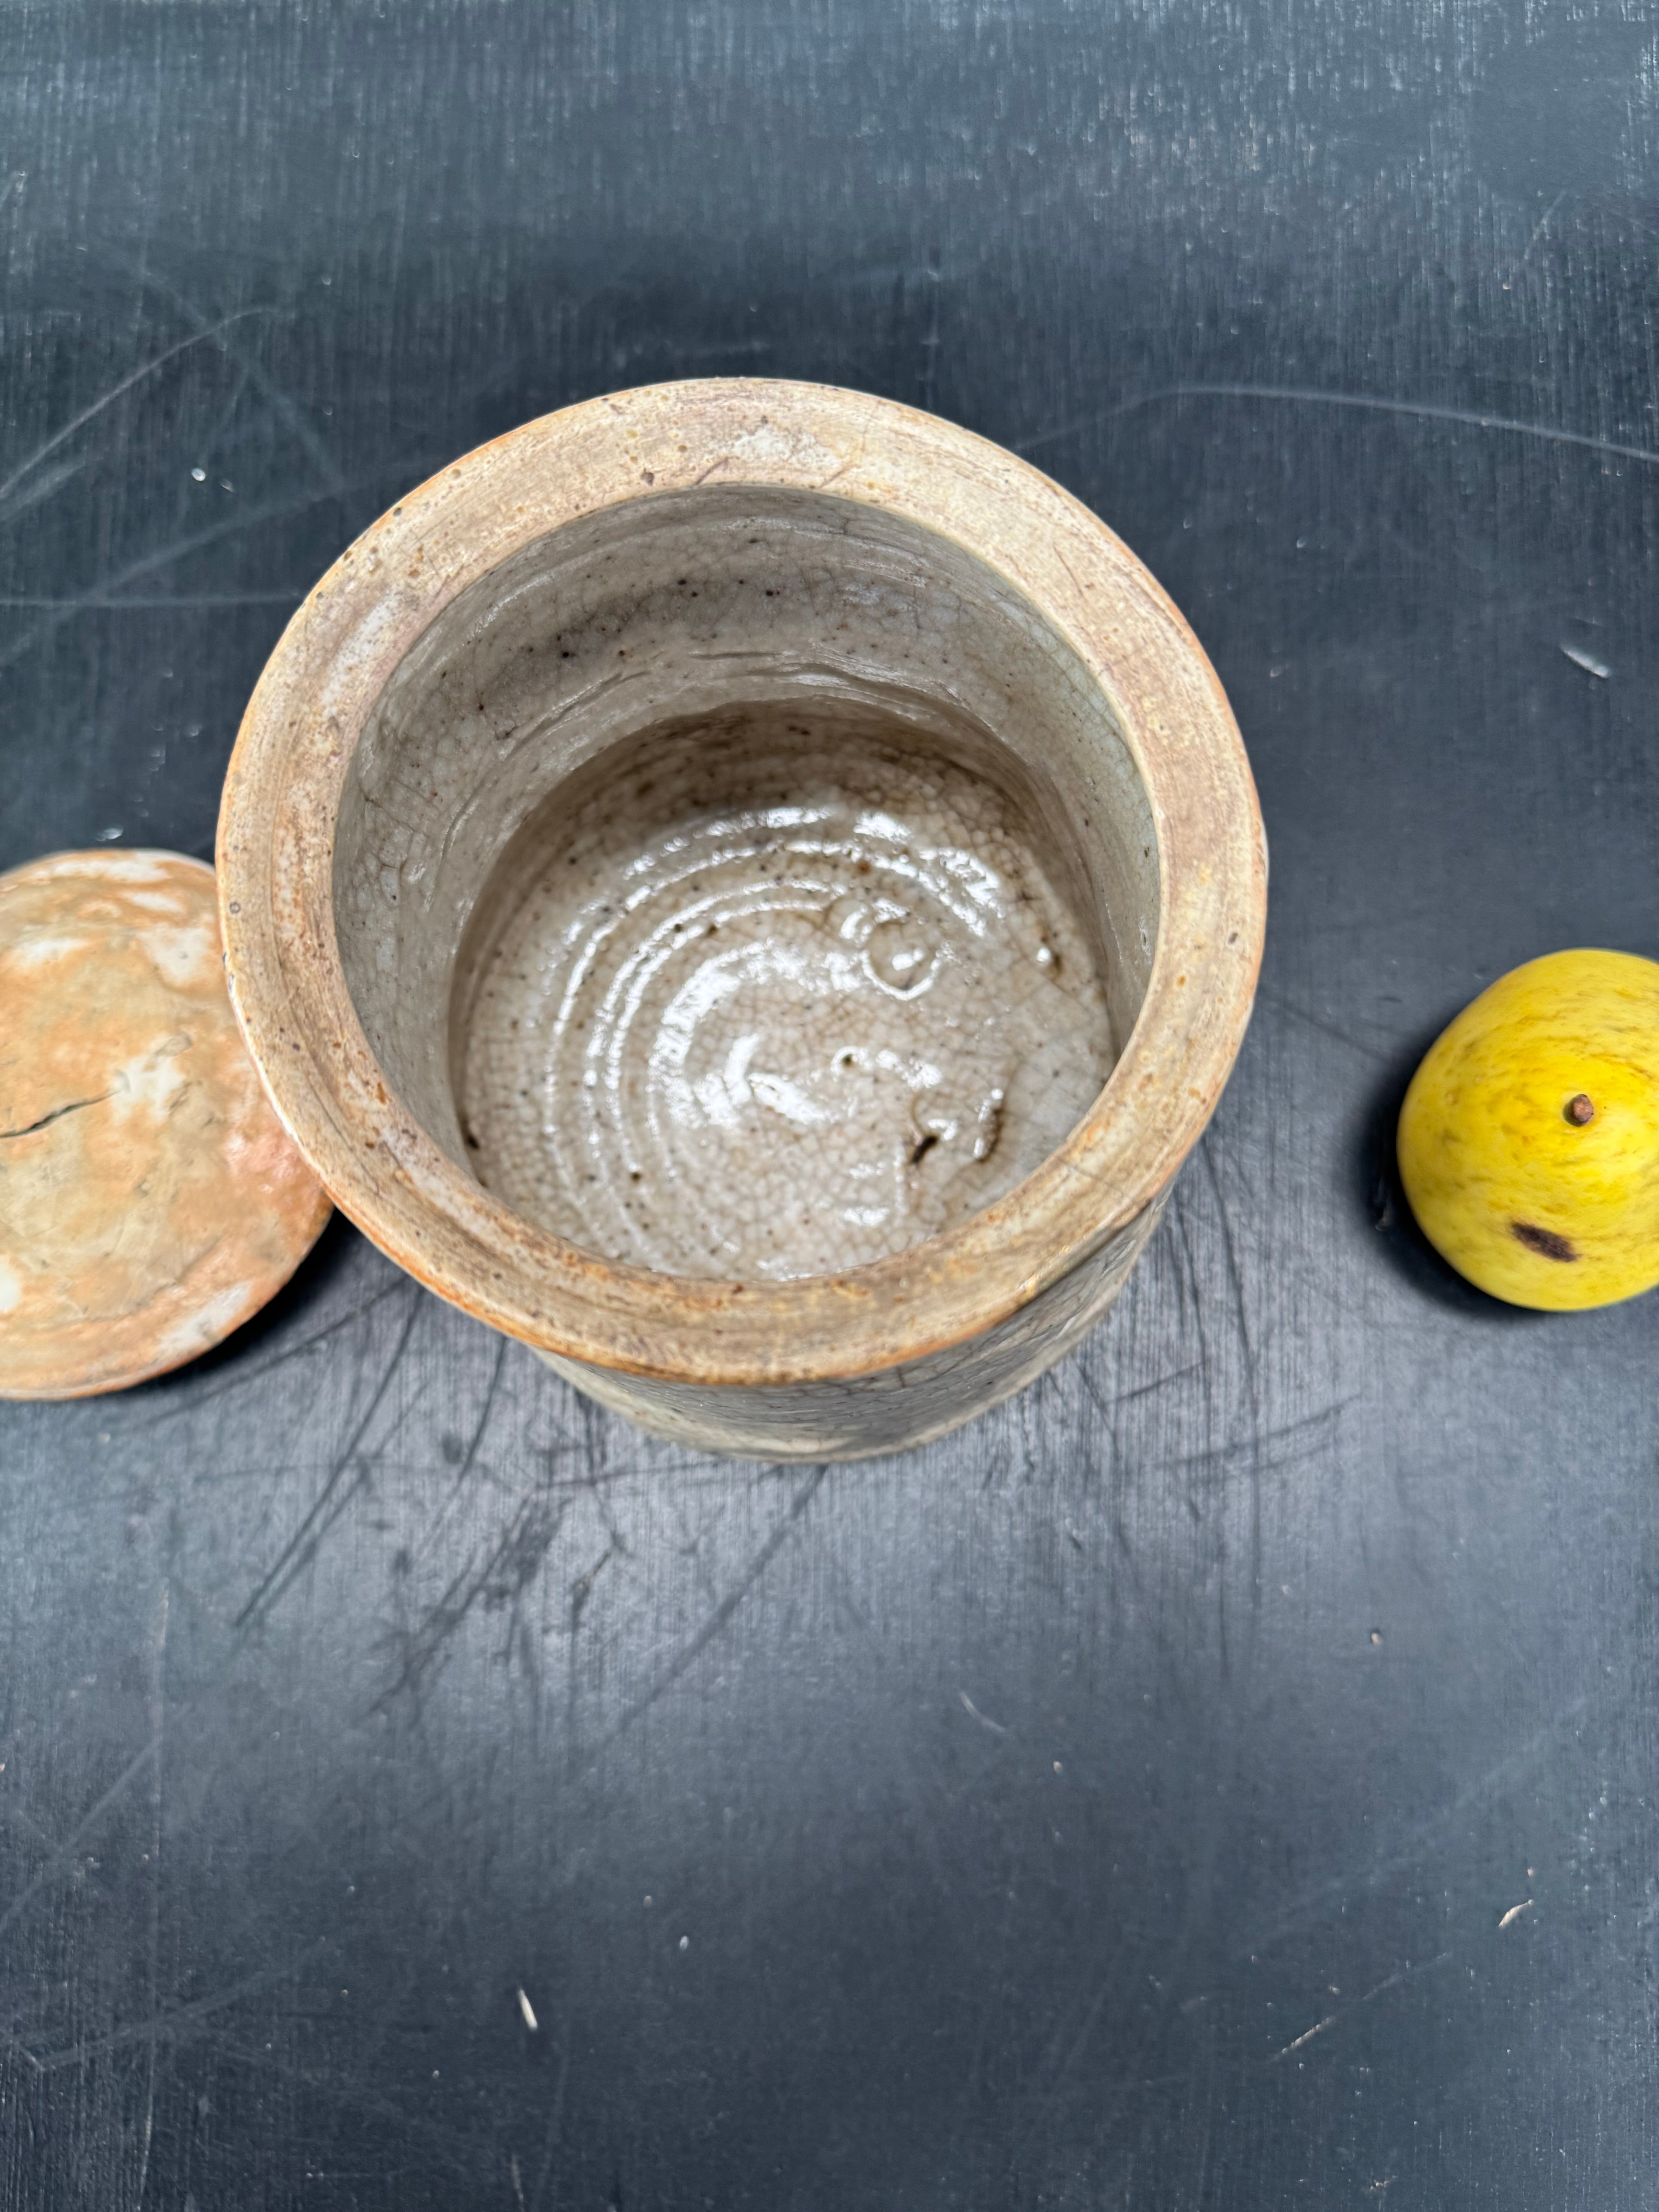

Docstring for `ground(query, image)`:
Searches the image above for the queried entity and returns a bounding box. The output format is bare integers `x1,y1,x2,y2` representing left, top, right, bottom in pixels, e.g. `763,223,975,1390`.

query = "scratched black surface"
3,2,1659,2205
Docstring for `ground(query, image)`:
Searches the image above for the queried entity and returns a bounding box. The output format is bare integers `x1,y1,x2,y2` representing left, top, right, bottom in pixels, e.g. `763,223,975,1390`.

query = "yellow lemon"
1397,948,1659,1309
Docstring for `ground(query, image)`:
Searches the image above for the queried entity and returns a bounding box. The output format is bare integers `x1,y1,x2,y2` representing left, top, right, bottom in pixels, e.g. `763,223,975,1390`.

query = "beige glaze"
458,709,1113,1281
218,380,1266,1460
0,850,331,1400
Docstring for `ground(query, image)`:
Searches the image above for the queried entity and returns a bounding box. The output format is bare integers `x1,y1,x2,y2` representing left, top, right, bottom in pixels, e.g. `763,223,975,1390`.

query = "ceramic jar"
218,380,1265,1460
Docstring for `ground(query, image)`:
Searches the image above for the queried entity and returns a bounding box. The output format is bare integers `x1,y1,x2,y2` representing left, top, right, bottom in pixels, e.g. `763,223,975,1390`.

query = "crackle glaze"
458,709,1114,1283
217,381,1265,1460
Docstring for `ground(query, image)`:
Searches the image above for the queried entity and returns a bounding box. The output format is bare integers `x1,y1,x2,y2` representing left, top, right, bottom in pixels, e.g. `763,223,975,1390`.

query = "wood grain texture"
2,0,1658,2204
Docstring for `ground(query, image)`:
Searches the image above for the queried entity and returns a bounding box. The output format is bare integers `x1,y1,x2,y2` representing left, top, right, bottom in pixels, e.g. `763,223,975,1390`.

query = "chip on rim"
0,848,331,1399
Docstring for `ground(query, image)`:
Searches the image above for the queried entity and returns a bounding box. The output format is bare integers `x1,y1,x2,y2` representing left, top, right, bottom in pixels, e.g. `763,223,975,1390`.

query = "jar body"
218,382,1266,1467
533,1194,1165,1460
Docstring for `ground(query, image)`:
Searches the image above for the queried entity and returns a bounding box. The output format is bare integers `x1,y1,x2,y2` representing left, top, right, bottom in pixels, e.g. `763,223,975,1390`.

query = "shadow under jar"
219,381,1265,1460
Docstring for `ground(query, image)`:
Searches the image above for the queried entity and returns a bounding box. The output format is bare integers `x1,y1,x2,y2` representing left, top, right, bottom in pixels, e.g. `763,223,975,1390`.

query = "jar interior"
333,484,1159,1281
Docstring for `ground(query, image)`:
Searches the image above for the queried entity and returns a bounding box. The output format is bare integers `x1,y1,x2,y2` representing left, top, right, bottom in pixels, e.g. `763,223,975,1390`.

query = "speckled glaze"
217,381,1266,1461
0,850,331,1400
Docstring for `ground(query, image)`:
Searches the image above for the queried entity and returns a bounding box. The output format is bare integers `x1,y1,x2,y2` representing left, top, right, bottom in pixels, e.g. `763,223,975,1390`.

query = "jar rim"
217,378,1266,1386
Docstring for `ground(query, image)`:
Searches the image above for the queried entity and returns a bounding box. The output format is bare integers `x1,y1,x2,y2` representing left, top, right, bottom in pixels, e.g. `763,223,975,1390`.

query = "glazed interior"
332,484,1159,1281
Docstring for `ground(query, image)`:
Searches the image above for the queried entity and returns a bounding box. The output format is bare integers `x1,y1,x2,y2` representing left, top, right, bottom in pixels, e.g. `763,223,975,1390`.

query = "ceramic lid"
0,848,330,1399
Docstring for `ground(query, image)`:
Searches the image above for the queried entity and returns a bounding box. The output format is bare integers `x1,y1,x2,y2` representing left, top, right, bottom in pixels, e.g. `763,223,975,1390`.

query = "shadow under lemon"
1357,1015,1546,1324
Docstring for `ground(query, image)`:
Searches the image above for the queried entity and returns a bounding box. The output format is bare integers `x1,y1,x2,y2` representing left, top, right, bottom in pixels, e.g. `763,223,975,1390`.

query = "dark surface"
3,2,1659,2204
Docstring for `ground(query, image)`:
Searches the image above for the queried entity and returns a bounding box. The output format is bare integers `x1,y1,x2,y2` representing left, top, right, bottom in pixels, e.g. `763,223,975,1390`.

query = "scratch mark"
124,1273,414,1430
820,1543,873,1631
196,361,252,482
414,1333,509,1564
123,266,347,494
1113,1357,1204,1407
958,1690,1008,1735
0,484,353,674
1016,384,1659,473
1015,1930,1130,2157
1071,1348,1200,1480
235,1292,424,1630
517,1988,538,2032
211,2032,476,2179
1255,988,1393,1065
340,1356,439,1468
587,1465,826,1762
1523,187,1570,264
0,1737,159,1938
1270,1953,1453,2064
136,1582,168,2207
377,1488,568,1709
1200,1136,1264,1631
1158,1398,1356,1479
0,309,273,513
1241,1701,1586,1961
0,456,88,527
1168,1178,1214,1429
0,590,303,610
569,1547,613,1636
919,253,941,415
958,1858,1034,2125
24,1961,301,2071
1273,2013,1336,2060
1560,643,1611,680
1070,1356,1113,1432
527,2025,573,2212
1189,2065,1219,2208
1498,1899,1533,1930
